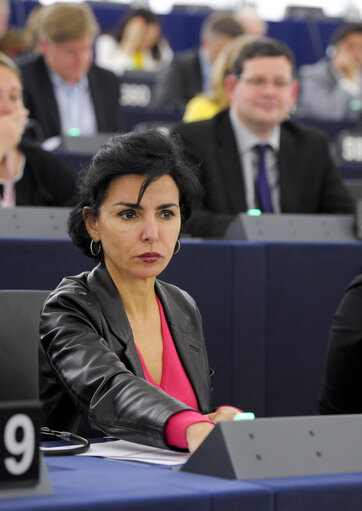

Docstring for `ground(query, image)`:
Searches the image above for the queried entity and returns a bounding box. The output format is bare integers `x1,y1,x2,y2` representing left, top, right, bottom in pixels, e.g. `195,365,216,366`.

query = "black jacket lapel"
87,264,145,377
215,111,248,212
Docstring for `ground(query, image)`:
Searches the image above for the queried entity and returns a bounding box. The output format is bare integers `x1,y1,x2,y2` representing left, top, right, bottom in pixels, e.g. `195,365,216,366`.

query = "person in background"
39,129,242,452
14,5,48,65
152,12,244,109
235,5,267,38
95,8,173,76
19,2,123,141
183,34,256,122
297,23,362,121
174,38,353,238
0,26,28,58
319,273,362,414
0,0,28,59
0,52,76,207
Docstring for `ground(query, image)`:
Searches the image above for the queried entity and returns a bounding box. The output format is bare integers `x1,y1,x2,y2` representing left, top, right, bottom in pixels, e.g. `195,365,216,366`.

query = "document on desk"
78,439,191,466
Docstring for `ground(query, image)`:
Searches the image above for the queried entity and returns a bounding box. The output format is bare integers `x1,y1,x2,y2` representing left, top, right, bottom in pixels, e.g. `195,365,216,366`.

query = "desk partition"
2,238,362,417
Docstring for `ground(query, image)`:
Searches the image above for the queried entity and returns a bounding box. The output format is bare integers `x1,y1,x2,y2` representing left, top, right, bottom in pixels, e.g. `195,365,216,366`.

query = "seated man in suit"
298,23,362,121
153,12,244,109
19,3,123,141
174,37,354,238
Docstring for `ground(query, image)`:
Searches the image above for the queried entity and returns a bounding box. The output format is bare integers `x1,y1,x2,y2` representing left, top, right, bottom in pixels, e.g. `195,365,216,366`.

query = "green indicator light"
349,99,362,111
233,412,255,421
67,128,81,137
247,209,262,216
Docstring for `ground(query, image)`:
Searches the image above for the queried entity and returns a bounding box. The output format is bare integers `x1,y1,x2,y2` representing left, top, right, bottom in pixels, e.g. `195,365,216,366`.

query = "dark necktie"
254,144,273,213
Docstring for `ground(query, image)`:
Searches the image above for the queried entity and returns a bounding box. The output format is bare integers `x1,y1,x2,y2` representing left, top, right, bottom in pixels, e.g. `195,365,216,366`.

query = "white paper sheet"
77,438,191,466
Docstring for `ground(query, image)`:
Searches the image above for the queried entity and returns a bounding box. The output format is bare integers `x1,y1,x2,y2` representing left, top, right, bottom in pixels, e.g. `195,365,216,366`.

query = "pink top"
135,296,214,449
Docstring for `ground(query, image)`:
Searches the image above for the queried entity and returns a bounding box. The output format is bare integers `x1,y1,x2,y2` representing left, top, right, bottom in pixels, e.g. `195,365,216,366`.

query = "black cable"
40,427,90,456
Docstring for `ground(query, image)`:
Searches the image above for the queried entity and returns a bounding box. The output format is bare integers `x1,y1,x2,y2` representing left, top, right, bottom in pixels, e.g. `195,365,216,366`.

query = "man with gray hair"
153,12,243,108
19,2,123,141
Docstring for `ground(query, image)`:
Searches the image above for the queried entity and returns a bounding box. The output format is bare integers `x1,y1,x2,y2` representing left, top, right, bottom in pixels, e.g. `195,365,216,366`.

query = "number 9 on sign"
0,402,40,487
4,414,35,475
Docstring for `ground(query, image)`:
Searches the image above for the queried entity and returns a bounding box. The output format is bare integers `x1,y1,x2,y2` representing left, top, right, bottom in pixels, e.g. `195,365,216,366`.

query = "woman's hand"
119,17,148,55
186,421,214,453
186,407,241,452
204,406,240,423
0,107,28,160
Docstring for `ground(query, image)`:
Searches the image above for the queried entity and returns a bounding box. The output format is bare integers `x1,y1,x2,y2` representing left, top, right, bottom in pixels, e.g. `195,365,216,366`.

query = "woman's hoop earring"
173,239,181,255
90,239,101,257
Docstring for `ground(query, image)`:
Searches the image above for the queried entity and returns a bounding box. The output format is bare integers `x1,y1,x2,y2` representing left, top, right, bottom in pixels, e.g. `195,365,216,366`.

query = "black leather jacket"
39,263,213,449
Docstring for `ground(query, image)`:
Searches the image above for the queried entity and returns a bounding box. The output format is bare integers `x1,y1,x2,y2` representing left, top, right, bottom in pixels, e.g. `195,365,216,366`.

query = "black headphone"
40,427,90,456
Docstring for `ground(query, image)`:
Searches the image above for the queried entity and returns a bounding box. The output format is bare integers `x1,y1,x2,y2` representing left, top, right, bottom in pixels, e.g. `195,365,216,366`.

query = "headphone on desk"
40,427,90,456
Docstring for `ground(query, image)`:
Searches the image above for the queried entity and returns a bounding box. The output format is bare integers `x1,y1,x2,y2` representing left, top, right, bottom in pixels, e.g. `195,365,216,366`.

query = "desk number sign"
0,402,40,488
337,132,362,162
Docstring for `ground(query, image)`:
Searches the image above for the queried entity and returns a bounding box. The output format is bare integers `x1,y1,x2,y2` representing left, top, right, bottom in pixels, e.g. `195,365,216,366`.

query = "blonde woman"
0,52,76,206
183,34,256,122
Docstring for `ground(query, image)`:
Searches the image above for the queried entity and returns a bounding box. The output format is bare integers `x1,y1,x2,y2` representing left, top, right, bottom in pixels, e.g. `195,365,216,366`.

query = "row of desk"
2,237,362,417
2,454,362,510
10,0,343,68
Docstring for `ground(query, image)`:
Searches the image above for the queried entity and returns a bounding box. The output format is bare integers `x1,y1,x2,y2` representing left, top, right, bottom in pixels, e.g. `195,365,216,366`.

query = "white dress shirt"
229,109,281,212
49,71,97,136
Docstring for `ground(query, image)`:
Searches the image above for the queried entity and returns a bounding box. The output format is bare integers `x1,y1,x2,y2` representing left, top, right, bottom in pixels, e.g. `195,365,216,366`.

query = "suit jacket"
39,263,213,448
174,109,353,237
297,59,362,121
20,55,123,140
9,141,76,206
152,48,202,108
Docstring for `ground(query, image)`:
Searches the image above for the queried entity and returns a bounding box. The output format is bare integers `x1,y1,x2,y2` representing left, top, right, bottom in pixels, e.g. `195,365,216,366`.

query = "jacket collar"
85,264,202,396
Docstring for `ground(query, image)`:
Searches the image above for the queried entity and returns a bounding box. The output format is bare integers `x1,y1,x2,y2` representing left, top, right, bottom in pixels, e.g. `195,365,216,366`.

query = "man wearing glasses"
174,38,353,238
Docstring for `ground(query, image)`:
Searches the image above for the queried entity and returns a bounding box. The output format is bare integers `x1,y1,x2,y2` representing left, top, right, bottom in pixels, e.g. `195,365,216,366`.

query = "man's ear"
36,37,47,54
82,207,99,242
224,74,239,102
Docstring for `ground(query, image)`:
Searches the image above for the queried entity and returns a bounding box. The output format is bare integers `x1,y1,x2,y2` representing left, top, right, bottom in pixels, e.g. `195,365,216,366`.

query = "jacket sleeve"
319,276,362,414
40,285,195,449
173,122,236,237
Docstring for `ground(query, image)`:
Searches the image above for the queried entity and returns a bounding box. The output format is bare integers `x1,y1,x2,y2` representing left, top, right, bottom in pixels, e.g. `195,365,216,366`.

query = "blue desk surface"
3,455,362,511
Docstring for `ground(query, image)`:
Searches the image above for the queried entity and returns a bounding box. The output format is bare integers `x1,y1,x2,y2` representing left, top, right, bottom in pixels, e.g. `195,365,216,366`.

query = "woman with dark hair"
95,8,173,75
39,129,240,453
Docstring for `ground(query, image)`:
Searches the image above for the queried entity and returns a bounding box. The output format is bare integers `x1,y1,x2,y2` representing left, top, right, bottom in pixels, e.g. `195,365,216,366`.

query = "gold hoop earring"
90,239,101,257
173,239,181,255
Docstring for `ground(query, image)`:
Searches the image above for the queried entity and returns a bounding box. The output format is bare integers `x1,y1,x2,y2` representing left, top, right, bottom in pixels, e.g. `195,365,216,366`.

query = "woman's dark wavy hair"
68,129,202,260
111,8,163,61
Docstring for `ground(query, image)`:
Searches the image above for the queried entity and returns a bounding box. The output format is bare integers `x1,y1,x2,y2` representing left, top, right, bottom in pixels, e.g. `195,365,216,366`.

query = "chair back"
0,290,49,401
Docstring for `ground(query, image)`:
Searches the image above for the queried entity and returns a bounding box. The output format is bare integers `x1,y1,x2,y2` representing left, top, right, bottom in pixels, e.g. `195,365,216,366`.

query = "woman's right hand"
0,107,28,159
186,421,214,453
